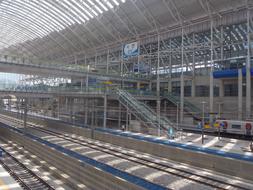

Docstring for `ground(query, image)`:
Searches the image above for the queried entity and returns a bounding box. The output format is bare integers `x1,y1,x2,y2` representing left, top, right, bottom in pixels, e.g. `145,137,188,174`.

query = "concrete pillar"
238,69,243,120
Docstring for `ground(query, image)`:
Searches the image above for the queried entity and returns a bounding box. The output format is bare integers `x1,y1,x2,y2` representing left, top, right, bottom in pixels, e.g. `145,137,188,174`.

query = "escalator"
117,89,176,133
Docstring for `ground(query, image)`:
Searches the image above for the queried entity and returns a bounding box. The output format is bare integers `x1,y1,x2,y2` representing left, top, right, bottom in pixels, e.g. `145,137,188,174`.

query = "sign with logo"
123,41,139,59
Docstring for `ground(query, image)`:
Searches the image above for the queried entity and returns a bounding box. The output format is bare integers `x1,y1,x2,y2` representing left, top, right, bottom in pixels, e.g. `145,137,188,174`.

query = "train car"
215,119,253,136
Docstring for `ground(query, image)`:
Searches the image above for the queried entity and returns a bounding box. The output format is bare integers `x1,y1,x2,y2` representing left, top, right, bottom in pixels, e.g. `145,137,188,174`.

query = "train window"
231,124,241,129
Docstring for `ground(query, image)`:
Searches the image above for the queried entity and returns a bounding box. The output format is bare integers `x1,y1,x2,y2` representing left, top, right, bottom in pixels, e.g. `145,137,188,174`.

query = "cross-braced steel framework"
0,0,253,122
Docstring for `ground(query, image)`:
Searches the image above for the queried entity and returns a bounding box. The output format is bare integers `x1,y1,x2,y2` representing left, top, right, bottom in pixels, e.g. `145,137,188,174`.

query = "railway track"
0,114,252,190
0,147,54,190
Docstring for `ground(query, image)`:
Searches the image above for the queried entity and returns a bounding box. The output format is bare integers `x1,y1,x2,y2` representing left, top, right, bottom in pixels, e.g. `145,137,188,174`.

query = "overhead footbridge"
0,88,157,100
0,59,150,83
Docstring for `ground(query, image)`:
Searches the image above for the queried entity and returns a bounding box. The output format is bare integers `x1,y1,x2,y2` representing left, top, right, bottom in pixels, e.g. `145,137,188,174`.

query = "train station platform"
0,165,22,190
173,132,253,156
97,128,253,162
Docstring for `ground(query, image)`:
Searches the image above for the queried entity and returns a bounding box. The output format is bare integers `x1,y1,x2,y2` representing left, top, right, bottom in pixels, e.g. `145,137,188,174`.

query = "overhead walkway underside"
0,89,157,100
0,60,150,82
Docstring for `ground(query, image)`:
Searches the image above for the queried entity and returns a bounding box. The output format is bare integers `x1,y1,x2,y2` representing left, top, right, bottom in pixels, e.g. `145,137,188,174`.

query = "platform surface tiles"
114,130,253,157
0,165,22,190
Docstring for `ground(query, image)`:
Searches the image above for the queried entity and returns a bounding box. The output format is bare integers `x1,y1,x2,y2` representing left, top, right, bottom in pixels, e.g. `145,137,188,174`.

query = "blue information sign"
123,41,139,59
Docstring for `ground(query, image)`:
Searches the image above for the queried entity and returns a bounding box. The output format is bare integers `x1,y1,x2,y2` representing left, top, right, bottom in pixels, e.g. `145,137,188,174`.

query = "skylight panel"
0,0,125,48
70,0,92,19
1,2,56,33
111,0,120,6
105,0,114,9
59,0,85,24
77,0,96,18
43,0,75,26
63,0,89,21
27,1,66,30
95,0,109,11
87,0,103,14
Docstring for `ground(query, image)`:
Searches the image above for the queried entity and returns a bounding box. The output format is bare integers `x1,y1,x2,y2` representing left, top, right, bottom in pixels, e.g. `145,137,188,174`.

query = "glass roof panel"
0,0,125,49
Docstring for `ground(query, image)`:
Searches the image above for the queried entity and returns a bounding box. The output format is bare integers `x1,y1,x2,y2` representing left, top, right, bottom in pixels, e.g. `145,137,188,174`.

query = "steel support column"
85,98,88,125
246,9,251,119
118,103,122,128
192,33,196,97
157,35,161,136
210,19,214,122
180,28,184,123
238,68,243,120
103,95,107,128
168,39,172,93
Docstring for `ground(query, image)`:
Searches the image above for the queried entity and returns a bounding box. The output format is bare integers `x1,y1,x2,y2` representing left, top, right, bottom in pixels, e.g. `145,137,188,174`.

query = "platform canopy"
0,0,249,61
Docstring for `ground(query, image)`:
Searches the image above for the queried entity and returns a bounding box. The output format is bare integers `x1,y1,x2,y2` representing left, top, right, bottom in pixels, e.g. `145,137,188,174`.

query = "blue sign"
123,42,139,59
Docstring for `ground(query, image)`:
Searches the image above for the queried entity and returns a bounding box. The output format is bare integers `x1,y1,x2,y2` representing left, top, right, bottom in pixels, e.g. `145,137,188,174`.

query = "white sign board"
123,41,139,59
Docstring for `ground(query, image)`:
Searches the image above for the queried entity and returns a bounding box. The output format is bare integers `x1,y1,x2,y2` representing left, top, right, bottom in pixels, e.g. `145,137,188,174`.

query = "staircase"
117,89,176,133
162,92,201,120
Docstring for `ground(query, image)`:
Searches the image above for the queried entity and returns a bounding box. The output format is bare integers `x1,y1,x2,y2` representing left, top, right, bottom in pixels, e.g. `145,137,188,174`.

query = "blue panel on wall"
213,68,253,78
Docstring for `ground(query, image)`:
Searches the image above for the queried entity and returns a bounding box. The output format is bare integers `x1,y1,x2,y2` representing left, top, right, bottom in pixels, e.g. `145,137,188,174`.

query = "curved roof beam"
2,1,80,51
0,0,125,52
0,18,51,56
37,0,93,49
0,10,72,54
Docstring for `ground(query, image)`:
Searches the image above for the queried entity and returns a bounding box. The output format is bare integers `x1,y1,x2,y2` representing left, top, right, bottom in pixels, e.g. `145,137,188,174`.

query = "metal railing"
162,92,201,116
